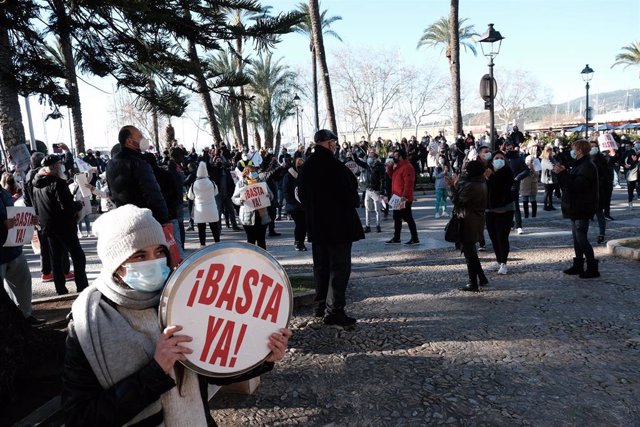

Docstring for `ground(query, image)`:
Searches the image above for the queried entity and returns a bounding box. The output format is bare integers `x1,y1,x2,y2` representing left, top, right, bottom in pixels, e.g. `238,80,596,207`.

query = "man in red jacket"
385,148,419,245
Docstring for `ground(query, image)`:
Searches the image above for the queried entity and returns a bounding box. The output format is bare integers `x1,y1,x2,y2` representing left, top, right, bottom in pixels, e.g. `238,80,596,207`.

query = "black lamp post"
478,23,504,151
581,64,594,139
293,94,301,146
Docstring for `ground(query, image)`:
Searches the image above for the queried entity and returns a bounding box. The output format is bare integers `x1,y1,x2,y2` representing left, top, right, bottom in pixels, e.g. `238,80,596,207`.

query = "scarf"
72,276,206,426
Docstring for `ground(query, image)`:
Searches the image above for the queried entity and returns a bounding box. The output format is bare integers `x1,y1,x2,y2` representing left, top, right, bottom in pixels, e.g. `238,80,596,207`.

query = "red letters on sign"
199,315,249,367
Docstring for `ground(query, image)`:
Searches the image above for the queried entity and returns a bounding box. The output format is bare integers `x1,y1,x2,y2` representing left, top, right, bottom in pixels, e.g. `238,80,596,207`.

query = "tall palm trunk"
0,27,27,150
52,0,85,154
449,0,463,135
253,124,261,150
311,44,319,131
309,0,337,133
187,39,222,147
274,123,282,154
230,96,243,148
235,37,249,149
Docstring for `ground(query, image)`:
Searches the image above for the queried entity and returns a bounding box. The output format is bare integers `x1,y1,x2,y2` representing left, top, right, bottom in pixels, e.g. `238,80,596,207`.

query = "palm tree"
209,51,245,148
294,2,342,132
246,54,298,149
417,13,479,135
308,0,337,133
612,41,640,69
0,27,27,151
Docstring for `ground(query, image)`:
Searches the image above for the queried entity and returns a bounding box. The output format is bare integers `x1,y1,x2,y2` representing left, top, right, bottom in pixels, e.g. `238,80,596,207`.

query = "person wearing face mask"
553,139,600,278
352,150,386,233
484,151,515,275
107,125,169,225
385,148,419,245
623,145,639,209
32,155,89,295
232,164,274,249
284,157,308,250
187,162,220,246
433,155,451,219
520,155,540,220
590,142,614,244
61,205,291,426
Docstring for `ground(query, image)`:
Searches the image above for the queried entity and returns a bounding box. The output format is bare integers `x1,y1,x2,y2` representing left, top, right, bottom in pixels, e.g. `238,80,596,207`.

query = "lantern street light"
477,23,504,151
581,64,594,139
293,94,301,146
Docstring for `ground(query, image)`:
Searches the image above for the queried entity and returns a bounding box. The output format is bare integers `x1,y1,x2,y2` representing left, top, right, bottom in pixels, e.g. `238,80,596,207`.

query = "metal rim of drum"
159,242,293,378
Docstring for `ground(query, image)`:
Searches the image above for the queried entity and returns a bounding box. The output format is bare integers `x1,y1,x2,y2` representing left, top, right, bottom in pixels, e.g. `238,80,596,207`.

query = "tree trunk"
449,0,463,136
253,124,261,150
235,37,249,149
264,120,274,149
0,27,27,150
311,44,319,132
152,107,159,153
230,97,243,148
274,123,282,155
188,39,222,147
309,0,337,133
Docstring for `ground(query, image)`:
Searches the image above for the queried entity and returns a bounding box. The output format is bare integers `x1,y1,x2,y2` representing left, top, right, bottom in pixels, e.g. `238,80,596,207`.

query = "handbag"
444,211,462,243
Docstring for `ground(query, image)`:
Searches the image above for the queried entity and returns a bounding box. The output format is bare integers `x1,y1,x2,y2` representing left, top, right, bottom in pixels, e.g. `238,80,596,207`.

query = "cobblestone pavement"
28,188,640,426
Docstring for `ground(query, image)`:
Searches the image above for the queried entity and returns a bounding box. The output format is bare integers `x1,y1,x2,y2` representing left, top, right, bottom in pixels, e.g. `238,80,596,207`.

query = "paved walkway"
29,188,640,425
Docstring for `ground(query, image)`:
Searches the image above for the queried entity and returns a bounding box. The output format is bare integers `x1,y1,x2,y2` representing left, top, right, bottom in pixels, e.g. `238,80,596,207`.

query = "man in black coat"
504,142,529,234
106,126,169,225
32,155,89,295
298,129,365,327
554,139,600,278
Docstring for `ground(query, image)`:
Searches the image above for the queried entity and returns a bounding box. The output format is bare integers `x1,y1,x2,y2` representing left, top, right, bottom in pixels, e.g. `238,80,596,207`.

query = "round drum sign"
159,242,292,378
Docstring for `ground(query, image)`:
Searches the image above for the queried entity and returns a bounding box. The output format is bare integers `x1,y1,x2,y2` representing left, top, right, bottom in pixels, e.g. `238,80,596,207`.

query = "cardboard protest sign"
8,144,31,173
345,160,360,176
598,134,618,152
388,194,406,210
239,182,271,212
159,242,292,377
3,207,36,247
75,173,92,198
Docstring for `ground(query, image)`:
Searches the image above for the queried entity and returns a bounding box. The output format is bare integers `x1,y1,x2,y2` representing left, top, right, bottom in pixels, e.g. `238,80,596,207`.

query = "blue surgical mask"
122,258,170,293
250,171,259,179
493,158,505,170
482,152,492,161
570,150,577,159
590,147,598,156
367,158,374,166
438,159,445,166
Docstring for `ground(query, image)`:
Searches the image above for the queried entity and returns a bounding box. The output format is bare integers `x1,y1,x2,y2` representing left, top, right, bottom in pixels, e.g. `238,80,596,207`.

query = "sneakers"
41,273,53,282
405,238,420,245
597,235,605,244
441,211,450,218
376,225,382,233
497,263,508,275
434,213,441,219
604,215,614,221
629,202,634,210
485,262,500,271
323,311,357,327
385,238,401,244
65,272,75,280
516,228,524,235
295,243,308,251
364,225,371,233
478,246,486,252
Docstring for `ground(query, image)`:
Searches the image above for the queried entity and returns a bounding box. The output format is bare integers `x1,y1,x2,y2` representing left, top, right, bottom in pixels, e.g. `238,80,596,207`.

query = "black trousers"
511,191,522,228
290,210,307,244
243,223,268,249
221,197,239,228
39,229,70,275
393,202,418,240
572,219,594,261
197,222,220,246
543,184,555,209
627,180,638,203
312,241,352,315
48,228,88,293
486,211,513,264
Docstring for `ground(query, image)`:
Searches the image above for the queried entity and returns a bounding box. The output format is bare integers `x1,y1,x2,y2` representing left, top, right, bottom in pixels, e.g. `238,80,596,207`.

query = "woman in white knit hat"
61,204,291,426
187,161,221,246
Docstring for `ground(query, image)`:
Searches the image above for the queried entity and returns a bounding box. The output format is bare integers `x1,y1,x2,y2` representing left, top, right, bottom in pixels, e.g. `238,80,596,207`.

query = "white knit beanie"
93,204,168,277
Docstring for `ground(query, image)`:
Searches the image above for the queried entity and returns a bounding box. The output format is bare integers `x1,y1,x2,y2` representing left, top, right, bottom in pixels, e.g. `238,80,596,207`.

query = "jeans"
364,189,382,226
312,241,352,315
77,215,91,235
434,188,448,215
572,218,594,261
1,253,33,317
48,228,88,294
627,180,638,203
393,202,418,240
486,211,514,264
197,222,220,246
595,209,606,236
243,224,268,249
290,210,307,244
512,192,522,228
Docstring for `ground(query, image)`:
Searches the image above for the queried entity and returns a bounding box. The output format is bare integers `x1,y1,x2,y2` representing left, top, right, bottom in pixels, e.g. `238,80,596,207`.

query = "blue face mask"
122,258,170,293
492,158,505,170
570,150,577,159
590,147,599,156
367,158,374,166
250,171,259,179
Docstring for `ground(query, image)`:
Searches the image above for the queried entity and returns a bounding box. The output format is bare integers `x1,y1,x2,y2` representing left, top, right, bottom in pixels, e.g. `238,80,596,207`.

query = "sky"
17,0,640,152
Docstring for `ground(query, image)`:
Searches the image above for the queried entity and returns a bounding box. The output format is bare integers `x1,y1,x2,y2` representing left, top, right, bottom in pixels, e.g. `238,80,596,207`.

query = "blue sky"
18,0,640,151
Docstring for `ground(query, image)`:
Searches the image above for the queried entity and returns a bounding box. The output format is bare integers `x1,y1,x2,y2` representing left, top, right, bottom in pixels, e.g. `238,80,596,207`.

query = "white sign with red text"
597,134,618,152
239,182,271,212
4,207,36,247
345,160,360,176
159,243,292,377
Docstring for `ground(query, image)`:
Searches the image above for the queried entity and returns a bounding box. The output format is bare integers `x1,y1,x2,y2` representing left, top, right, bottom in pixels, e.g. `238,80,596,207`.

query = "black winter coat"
32,173,82,234
106,147,169,224
558,155,599,220
283,167,302,213
298,146,364,244
62,301,274,427
592,152,613,210
453,176,487,246
505,151,528,193
486,166,515,210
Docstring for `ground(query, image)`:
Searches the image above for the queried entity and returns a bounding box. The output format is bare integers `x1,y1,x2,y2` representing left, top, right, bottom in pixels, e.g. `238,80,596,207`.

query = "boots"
523,202,529,218
461,258,480,292
563,257,584,275
579,259,600,279
531,201,537,218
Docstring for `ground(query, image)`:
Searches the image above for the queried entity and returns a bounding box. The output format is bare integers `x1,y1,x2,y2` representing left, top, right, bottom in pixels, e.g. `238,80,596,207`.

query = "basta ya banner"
159,242,292,378
239,182,271,212
4,207,36,247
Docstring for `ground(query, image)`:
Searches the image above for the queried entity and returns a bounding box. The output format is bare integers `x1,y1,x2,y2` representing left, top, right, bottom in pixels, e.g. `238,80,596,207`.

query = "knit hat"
93,205,167,277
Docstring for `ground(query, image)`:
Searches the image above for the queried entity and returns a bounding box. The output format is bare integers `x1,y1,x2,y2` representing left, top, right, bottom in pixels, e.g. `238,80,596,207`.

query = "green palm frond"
294,1,342,42
611,41,640,69
417,17,479,57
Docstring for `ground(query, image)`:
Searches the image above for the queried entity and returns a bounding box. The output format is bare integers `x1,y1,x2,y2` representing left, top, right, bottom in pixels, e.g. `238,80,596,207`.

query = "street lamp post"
581,64,594,139
478,23,504,151
293,94,301,146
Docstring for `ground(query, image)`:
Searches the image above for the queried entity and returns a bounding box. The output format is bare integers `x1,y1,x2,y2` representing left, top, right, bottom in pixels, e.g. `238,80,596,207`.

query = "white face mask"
482,152,492,161
570,150,577,159
122,257,170,293
493,158,505,170
590,147,599,156
139,138,150,152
